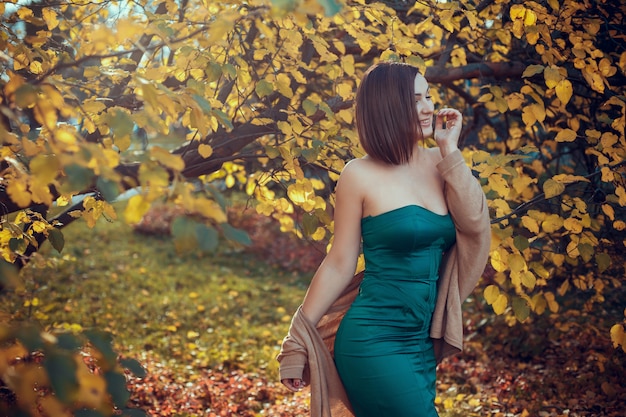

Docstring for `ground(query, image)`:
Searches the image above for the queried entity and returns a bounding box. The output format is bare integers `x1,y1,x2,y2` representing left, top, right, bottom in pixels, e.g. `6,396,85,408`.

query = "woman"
278,62,491,417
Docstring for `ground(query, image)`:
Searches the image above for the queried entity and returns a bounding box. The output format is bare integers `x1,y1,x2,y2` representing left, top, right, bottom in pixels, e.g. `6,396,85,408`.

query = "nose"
417,99,433,114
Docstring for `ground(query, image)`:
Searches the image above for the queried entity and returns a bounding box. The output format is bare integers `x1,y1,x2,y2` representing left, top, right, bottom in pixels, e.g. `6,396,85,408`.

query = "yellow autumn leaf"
6,180,31,207
337,82,353,99
616,186,626,206
488,175,510,198
555,128,577,142
542,214,563,233
555,79,573,105
29,180,54,206
42,8,59,30
610,324,626,351
506,92,525,111
287,181,314,205
544,66,562,89
509,4,526,20
490,247,508,272
150,147,185,171
552,174,589,184
198,144,213,158
600,132,618,148
521,215,539,234
193,197,227,223
509,253,526,273
524,9,537,26
478,93,493,103
522,64,544,78
34,99,58,128
493,294,508,315
124,195,151,224
543,179,565,198
484,285,500,304
521,271,536,290
275,73,293,98
544,292,559,313
29,154,60,183
601,204,615,220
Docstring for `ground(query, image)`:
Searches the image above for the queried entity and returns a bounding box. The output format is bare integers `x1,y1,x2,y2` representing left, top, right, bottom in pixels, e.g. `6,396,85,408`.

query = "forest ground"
4,203,625,416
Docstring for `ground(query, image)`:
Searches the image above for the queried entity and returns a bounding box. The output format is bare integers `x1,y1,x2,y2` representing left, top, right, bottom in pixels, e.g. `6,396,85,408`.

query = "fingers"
281,378,305,392
434,107,462,155
436,108,462,130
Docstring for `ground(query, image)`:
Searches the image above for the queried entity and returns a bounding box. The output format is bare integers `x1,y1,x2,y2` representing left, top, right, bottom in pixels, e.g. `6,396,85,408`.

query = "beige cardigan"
277,149,491,417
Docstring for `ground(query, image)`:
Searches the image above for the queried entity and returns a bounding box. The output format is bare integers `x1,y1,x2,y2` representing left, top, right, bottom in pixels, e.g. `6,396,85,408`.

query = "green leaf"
513,235,529,251
318,0,342,15
196,223,219,251
302,212,318,236
9,238,27,253
104,371,131,408
14,83,39,108
595,252,611,273
48,228,65,253
205,61,222,82
255,80,274,98
83,330,117,366
512,297,530,322
44,351,79,404
578,243,594,262
302,99,318,116
0,259,20,288
172,216,200,252
120,358,147,378
212,109,233,129
56,332,82,351
193,94,212,113
108,108,134,138
16,324,45,351
96,177,120,202
543,179,565,198
64,164,94,192
301,147,319,163
221,223,251,246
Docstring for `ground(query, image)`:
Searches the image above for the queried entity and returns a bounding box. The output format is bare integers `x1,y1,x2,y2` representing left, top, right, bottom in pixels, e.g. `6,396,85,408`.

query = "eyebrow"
414,88,431,96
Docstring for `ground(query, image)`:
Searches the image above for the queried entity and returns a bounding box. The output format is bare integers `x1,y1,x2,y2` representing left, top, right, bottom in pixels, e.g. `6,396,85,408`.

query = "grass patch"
2,206,310,379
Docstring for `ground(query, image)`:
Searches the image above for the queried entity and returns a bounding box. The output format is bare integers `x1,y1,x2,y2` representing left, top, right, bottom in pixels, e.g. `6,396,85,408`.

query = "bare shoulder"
338,157,375,182
335,157,377,198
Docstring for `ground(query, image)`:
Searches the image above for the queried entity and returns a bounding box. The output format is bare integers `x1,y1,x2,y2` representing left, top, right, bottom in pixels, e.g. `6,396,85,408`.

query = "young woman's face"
414,74,435,138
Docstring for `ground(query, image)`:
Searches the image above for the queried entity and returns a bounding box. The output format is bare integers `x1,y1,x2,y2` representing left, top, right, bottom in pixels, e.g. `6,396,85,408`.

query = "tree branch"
491,160,626,224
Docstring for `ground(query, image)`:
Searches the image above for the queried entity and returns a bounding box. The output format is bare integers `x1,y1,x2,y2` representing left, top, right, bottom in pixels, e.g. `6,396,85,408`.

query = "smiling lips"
420,119,432,127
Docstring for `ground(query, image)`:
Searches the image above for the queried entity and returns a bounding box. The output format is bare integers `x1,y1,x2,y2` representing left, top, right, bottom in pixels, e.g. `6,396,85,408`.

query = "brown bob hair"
355,62,423,165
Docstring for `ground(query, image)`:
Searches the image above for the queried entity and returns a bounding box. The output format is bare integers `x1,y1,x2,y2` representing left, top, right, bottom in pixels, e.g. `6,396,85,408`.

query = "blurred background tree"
0,0,624,414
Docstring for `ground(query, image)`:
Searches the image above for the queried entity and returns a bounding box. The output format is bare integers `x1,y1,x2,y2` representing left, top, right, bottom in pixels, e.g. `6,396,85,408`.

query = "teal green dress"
334,205,456,417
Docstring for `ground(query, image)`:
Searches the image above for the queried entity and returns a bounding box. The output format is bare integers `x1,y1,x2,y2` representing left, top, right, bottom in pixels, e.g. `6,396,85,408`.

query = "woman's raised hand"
434,108,462,157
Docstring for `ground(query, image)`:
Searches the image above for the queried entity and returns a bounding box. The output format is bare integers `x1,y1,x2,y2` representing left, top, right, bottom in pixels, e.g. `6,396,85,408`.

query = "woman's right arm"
300,160,364,326
281,161,364,392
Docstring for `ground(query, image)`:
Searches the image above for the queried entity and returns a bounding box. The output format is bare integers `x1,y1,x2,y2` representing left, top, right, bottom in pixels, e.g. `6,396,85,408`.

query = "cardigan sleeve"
431,149,491,362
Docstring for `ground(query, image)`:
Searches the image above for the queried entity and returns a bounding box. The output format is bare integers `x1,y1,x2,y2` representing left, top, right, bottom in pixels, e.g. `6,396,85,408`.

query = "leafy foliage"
0,325,146,417
2,216,623,416
1,0,625,413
